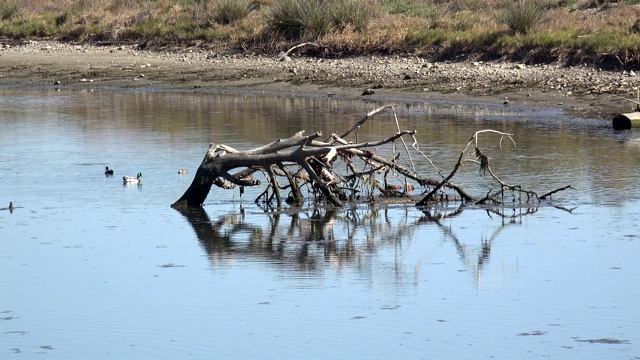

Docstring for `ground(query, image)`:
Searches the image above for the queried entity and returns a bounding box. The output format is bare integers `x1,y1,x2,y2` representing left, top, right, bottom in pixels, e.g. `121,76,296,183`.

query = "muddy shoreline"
0,40,637,122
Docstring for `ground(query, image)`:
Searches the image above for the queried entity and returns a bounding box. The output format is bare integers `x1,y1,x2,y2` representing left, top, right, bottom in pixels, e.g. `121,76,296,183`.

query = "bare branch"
279,42,319,60
337,104,395,140
540,185,576,200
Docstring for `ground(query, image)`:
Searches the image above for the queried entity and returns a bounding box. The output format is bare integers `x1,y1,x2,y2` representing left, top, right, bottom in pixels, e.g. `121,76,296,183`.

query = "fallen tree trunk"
172,105,574,209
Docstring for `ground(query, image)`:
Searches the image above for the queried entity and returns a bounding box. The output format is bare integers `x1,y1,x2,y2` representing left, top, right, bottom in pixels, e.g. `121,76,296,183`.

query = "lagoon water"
1,88,639,359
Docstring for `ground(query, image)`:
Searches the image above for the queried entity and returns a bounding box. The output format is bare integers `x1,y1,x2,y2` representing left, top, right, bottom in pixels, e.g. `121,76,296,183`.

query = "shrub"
214,0,255,24
497,0,546,35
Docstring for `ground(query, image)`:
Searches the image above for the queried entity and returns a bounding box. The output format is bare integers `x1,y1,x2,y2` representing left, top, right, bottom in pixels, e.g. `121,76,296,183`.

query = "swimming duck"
178,169,189,174
105,166,114,175
123,172,142,184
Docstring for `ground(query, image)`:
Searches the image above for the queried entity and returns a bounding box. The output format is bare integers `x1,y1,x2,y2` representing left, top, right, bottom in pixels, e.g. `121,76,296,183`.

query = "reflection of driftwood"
174,106,575,209
175,205,417,272
419,202,543,284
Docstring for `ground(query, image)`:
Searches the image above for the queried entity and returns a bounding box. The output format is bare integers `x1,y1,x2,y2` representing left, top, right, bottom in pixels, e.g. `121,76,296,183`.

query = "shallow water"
1,88,639,359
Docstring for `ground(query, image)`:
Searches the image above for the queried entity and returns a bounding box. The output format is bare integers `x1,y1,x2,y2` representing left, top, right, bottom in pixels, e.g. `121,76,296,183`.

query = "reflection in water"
2,88,639,359
418,203,544,282
176,205,413,272
176,203,552,283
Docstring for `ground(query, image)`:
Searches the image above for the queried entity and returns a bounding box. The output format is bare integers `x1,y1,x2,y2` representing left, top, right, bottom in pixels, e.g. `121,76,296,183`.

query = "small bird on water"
1,202,14,213
123,172,142,184
105,166,114,175
178,169,189,174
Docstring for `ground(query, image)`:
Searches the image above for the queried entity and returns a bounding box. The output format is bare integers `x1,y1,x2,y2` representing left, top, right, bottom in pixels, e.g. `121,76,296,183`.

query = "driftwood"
278,42,319,61
172,105,574,209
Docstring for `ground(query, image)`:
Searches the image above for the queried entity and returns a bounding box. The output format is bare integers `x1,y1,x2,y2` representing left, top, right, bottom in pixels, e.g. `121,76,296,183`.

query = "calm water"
1,88,639,359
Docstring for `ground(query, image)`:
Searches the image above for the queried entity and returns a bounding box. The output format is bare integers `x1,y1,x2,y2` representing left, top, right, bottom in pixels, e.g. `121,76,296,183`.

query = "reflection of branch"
419,202,542,285
552,205,577,213
484,205,539,223
418,203,465,222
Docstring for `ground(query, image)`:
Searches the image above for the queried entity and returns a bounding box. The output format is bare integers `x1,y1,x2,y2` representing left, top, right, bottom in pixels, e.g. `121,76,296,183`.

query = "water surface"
1,88,638,359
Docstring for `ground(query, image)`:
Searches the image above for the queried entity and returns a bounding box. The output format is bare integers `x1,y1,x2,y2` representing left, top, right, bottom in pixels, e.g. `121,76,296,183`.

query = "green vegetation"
264,0,376,38
1,0,640,67
497,0,545,35
214,0,255,25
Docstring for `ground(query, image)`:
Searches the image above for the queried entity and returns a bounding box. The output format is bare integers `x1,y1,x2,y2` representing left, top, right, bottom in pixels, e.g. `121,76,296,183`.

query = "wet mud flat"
0,40,636,121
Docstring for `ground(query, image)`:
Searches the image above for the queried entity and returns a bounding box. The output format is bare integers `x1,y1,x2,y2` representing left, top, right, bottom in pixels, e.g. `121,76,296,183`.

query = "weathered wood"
173,106,573,209
171,144,218,209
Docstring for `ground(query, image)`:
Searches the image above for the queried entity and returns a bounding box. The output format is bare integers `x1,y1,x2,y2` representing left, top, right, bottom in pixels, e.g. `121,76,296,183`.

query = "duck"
1,202,13,211
123,172,142,184
104,166,114,175
178,169,189,174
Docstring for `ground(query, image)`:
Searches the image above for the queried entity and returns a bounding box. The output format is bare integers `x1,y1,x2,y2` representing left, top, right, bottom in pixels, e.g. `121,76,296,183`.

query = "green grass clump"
214,0,255,25
265,0,374,38
265,0,332,38
330,0,377,32
497,0,546,35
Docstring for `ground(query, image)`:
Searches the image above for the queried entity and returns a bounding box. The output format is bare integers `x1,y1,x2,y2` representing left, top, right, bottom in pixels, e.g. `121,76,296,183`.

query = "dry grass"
2,0,640,68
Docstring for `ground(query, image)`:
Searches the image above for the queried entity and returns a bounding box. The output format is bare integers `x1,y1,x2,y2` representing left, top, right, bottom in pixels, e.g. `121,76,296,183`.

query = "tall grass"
214,0,255,25
265,0,331,38
265,0,375,38
330,0,377,32
497,0,546,35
